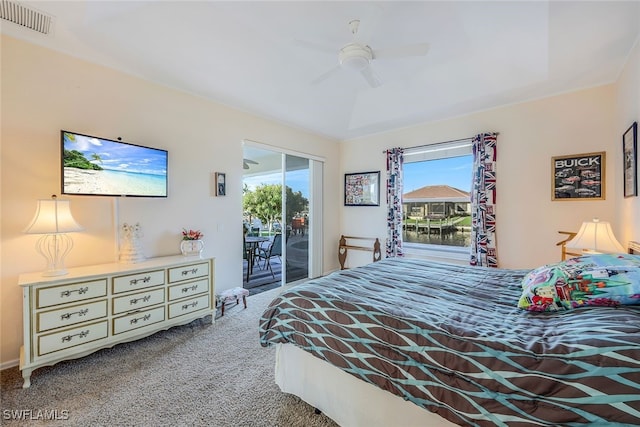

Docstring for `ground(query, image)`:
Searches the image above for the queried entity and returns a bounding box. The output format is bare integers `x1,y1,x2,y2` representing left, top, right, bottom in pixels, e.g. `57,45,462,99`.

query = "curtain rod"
382,133,499,154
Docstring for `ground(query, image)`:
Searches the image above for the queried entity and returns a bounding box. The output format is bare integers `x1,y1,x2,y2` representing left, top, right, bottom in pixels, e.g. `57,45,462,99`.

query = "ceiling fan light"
341,55,369,71
339,43,372,71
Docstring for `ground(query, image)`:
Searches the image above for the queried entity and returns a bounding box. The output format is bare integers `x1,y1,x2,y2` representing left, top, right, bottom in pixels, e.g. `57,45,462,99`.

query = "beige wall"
615,39,640,243
341,83,628,270
0,36,341,366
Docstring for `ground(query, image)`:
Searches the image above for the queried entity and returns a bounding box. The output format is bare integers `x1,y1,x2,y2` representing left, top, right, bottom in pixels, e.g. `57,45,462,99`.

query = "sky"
243,169,309,198
403,155,473,193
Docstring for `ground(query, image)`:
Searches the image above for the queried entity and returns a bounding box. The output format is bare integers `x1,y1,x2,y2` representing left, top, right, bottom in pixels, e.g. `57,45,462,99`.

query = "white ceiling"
2,1,639,140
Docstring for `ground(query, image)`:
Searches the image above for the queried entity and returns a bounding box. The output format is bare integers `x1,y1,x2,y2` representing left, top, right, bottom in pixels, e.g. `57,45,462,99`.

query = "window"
403,141,473,251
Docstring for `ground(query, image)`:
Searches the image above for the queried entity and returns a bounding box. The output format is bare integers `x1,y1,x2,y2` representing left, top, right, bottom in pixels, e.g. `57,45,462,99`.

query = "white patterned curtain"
386,148,404,258
470,133,498,267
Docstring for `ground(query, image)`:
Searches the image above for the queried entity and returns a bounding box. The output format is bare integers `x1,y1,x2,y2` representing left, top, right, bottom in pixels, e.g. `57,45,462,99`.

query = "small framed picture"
551,151,605,201
623,122,638,198
344,171,380,206
215,172,226,196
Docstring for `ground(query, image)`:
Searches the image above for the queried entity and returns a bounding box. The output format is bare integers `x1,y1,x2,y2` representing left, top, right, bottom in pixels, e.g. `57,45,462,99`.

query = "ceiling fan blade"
360,65,382,88
372,43,430,60
311,65,341,85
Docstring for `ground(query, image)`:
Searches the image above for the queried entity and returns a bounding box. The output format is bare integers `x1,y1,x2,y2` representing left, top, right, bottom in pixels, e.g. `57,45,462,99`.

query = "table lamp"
24,195,84,276
565,218,625,255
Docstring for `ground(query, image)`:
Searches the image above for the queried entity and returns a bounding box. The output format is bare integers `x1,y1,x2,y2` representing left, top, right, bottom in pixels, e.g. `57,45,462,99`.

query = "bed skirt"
274,343,456,427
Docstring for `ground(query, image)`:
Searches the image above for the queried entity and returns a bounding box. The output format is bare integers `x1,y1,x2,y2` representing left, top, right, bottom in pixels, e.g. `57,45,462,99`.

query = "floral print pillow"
518,254,640,312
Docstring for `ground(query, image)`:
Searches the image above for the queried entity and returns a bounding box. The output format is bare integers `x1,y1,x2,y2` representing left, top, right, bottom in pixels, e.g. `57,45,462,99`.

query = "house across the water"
403,185,471,219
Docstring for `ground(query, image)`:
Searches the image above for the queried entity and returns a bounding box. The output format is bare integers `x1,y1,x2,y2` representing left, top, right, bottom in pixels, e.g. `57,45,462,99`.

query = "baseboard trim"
1,358,19,371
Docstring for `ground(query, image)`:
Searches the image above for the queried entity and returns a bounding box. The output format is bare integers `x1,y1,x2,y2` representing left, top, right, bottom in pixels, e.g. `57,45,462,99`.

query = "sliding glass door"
284,154,309,283
242,144,322,288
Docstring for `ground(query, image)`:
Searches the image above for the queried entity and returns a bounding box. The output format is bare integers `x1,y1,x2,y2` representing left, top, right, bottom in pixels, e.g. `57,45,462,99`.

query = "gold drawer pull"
130,295,151,305
60,308,89,320
129,313,151,325
181,285,198,293
181,268,198,277
181,301,198,311
129,276,151,285
61,330,89,343
60,287,89,298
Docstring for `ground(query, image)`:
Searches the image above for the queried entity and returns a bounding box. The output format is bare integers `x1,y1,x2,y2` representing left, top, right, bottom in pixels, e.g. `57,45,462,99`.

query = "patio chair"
257,233,282,278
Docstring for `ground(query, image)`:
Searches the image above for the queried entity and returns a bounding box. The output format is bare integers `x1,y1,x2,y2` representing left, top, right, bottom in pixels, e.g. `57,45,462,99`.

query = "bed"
259,255,640,426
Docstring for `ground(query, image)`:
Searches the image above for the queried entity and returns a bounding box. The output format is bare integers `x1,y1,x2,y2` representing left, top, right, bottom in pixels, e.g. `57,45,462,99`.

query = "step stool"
218,287,250,316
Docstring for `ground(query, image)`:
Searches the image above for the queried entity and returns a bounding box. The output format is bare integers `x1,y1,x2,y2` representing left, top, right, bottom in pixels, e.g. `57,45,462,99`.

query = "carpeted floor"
0,288,339,427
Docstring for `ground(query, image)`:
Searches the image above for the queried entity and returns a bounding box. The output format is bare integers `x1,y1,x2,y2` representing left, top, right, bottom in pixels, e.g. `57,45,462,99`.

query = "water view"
403,229,471,247
402,215,472,247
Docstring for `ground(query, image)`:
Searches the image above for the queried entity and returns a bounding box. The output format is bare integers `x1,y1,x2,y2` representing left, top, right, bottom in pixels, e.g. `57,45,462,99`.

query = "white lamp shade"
24,198,83,234
565,219,625,254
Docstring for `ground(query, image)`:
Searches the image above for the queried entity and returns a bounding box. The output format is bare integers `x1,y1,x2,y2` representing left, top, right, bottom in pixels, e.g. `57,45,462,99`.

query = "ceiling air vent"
0,0,53,35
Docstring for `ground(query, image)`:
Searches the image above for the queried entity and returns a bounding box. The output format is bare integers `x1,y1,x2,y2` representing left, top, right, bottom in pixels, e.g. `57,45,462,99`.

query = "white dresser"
18,255,215,388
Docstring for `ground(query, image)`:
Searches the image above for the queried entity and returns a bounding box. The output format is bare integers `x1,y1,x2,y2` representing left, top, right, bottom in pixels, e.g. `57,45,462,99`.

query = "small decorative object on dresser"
119,222,145,264
18,255,215,387
180,228,204,257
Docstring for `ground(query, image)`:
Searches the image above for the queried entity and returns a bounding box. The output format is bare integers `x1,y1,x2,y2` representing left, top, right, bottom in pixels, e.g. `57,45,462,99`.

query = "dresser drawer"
168,279,209,301
37,320,108,356
168,262,209,283
168,294,209,319
112,270,164,294
37,300,108,333
112,288,165,315
113,306,165,335
36,279,107,309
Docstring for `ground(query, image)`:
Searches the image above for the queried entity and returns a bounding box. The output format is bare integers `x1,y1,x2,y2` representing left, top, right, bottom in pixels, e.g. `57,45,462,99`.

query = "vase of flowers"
180,228,204,257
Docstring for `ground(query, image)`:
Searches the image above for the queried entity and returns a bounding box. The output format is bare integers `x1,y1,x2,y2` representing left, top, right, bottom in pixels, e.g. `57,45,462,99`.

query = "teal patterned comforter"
259,257,640,426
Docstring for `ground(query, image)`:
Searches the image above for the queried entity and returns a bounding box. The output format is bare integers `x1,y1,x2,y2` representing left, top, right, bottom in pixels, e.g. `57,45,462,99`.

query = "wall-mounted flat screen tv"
61,130,168,197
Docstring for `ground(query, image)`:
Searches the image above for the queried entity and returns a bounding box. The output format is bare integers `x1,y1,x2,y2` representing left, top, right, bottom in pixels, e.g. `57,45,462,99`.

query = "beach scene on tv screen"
63,132,167,197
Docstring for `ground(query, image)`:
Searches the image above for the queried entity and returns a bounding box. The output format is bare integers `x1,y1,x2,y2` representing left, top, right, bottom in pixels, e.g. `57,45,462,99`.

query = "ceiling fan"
243,158,258,170
304,19,430,88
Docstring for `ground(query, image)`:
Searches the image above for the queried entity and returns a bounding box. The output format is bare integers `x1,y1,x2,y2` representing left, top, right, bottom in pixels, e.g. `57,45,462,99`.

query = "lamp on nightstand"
24,195,83,276
565,218,625,255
